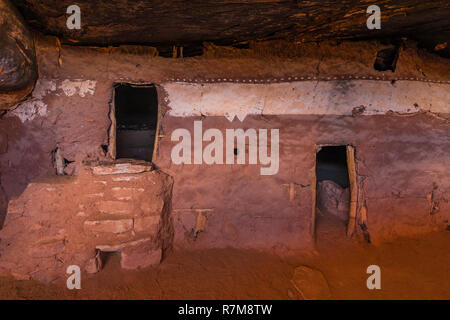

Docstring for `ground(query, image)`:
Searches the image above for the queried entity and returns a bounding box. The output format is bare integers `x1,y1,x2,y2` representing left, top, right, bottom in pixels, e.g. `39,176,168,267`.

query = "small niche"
374,47,399,72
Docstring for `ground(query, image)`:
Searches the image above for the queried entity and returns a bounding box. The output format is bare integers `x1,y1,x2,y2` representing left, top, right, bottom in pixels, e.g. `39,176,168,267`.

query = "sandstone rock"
96,237,151,252
292,266,331,300
97,200,134,215
0,0,37,110
140,198,164,215
92,162,152,175
112,175,142,182
317,180,349,221
134,215,160,233
120,240,161,270
84,219,133,234
86,193,104,198
112,187,144,201
85,250,103,274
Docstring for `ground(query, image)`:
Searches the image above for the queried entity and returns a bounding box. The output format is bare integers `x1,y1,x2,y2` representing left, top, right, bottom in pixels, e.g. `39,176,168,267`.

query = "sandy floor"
0,217,449,299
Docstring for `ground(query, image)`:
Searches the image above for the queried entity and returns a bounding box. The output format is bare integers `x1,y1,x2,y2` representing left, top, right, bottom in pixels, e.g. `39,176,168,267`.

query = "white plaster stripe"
163,81,449,121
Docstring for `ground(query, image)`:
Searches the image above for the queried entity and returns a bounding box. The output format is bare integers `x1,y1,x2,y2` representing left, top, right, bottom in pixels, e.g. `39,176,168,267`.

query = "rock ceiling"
11,0,450,56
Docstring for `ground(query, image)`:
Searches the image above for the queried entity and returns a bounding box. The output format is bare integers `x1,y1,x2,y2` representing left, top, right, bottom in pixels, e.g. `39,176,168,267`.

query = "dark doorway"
316,146,349,188
315,145,351,244
114,84,158,161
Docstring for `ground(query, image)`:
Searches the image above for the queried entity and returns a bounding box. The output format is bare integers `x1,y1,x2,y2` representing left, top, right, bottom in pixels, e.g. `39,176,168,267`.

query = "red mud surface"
0,217,449,300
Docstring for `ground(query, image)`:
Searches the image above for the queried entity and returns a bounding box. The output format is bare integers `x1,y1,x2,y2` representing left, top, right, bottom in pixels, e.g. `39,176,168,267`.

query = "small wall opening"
114,84,158,161
374,46,399,72
92,249,121,273
100,250,121,268
314,146,351,242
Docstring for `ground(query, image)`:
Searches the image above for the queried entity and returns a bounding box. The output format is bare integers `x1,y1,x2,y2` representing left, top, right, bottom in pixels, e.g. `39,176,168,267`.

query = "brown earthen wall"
157,114,449,247
0,37,448,254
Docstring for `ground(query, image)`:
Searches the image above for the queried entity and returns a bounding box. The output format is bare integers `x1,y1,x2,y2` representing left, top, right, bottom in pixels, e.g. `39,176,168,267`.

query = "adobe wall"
0,36,449,281
160,113,449,246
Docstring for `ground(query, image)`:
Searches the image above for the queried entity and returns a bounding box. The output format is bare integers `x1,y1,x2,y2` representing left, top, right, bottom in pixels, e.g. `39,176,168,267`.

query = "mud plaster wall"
0,37,449,250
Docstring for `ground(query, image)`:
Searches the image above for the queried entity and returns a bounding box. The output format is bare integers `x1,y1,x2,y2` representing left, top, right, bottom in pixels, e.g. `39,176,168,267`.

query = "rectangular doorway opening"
113,84,158,162
314,145,356,241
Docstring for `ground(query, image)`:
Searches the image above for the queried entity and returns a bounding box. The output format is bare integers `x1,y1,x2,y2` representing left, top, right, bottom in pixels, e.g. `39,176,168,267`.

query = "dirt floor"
0,218,449,299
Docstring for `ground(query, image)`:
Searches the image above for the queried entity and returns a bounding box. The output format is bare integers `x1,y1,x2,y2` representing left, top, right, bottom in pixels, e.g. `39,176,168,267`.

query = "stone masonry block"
140,198,164,215
120,241,161,270
134,215,160,233
112,187,145,201
97,200,134,215
84,219,133,234
92,163,152,175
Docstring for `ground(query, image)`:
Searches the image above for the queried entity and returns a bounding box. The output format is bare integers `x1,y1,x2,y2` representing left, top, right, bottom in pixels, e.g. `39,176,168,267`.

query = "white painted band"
163,81,449,121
